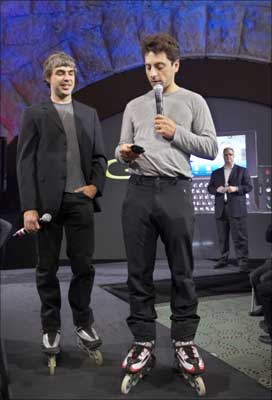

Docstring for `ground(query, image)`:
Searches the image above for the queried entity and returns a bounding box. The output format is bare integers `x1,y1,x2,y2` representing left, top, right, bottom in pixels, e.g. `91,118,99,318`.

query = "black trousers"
122,175,199,342
216,204,249,264
36,193,95,332
250,260,272,305
258,279,272,337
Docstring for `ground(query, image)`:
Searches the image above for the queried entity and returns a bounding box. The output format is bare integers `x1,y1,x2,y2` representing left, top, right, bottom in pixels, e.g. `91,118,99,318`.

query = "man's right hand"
119,144,141,162
216,186,227,193
23,210,40,233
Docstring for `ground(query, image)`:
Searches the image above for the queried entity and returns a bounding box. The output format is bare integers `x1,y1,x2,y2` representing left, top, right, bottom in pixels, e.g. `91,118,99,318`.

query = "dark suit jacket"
207,164,252,218
17,99,107,216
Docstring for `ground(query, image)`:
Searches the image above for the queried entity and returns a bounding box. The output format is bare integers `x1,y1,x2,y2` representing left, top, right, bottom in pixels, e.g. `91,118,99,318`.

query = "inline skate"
76,325,103,366
121,341,156,394
42,330,61,375
173,340,206,396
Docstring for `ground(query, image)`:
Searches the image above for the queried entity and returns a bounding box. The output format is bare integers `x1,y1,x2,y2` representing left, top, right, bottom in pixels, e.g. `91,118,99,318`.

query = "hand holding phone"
130,145,145,154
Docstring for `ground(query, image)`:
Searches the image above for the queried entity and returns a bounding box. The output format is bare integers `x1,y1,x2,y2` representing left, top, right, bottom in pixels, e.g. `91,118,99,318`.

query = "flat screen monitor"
190,130,258,178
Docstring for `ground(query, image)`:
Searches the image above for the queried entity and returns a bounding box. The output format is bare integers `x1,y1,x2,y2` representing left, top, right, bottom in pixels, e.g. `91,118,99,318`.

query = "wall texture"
1,0,271,142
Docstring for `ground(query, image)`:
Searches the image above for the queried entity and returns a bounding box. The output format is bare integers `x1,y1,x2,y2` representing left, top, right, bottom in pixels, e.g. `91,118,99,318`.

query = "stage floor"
0,259,271,399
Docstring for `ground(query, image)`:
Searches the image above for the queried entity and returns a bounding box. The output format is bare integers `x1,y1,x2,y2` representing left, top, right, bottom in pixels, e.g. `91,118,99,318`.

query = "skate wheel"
93,349,103,366
194,376,206,396
48,355,56,376
121,374,133,394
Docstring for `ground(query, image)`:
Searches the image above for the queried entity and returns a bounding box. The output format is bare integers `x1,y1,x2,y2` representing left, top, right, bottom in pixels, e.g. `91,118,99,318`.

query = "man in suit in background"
17,52,107,358
207,147,252,272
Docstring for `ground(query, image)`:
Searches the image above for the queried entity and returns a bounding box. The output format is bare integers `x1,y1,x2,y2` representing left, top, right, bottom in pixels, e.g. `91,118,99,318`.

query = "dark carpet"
1,262,270,399
101,259,267,304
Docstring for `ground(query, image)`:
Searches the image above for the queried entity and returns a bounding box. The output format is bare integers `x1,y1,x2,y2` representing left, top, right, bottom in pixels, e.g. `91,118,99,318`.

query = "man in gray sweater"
115,33,218,381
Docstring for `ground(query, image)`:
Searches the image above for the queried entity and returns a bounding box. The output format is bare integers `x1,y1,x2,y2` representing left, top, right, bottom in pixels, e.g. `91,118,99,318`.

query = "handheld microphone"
12,213,52,238
154,84,164,115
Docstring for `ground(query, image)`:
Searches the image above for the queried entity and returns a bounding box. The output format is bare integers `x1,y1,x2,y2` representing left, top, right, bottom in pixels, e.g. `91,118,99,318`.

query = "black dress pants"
36,193,95,332
122,175,199,342
216,203,249,264
250,260,272,305
258,279,272,337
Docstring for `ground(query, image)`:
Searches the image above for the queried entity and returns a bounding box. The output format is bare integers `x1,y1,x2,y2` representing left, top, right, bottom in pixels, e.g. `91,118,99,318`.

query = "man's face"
47,66,75,100
144,51,179,93
223,149,235,164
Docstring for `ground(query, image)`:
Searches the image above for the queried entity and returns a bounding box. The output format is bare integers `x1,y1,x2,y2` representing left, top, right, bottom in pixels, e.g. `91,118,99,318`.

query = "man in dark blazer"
207,147,252,272
17,52,107,359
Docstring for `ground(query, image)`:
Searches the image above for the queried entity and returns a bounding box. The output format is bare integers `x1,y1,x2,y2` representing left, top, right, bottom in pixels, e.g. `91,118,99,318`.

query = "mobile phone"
131,145,145,154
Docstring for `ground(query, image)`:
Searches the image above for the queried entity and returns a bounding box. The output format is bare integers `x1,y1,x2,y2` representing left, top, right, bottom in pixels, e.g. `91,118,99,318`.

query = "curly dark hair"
141,33,180,63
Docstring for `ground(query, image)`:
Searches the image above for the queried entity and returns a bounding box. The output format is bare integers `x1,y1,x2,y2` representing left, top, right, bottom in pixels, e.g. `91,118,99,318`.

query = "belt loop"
174,177,178,185
131,175,138,185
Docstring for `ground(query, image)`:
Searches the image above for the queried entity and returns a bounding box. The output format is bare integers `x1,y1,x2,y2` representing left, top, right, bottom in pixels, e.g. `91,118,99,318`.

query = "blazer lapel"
72,100,84,147
228,164,237,183
219,167,225,184
72,100,88,177
41,101,65,133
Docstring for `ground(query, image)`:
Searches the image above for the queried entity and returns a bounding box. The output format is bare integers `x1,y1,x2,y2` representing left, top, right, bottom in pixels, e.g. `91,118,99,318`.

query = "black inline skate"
121,341,156,394
173,340,206,396
42,330,61,375
76,325,103,366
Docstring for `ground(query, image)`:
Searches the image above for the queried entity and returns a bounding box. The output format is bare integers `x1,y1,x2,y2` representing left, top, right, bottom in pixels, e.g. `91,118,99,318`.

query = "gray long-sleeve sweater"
115,87,218,177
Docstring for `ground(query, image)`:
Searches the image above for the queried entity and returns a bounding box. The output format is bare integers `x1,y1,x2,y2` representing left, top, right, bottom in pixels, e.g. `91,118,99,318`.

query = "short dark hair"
141,33,180,63
43,51,77,83
223,147,234,155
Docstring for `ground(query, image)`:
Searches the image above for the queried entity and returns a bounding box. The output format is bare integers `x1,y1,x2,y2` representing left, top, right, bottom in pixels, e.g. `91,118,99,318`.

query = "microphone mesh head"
154,84,163,93
42,213,52,222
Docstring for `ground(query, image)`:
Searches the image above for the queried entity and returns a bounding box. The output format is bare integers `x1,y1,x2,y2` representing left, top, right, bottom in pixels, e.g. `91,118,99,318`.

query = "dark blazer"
17,99,107,216
207,164,252,218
